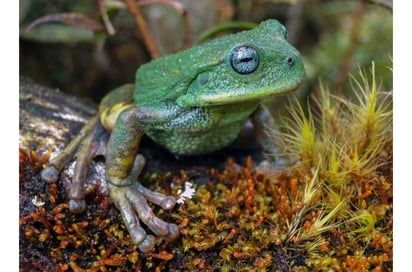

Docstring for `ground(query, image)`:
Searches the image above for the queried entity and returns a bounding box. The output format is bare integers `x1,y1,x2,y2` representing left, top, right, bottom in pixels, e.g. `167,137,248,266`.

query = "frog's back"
132,38,231,106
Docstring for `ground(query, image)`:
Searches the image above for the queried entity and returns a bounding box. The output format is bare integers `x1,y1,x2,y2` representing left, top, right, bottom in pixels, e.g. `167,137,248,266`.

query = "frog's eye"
229,46,259,75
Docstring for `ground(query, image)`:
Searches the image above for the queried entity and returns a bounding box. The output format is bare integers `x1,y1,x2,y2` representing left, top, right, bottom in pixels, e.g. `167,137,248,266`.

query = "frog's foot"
108,155,179,253
41,116,108,213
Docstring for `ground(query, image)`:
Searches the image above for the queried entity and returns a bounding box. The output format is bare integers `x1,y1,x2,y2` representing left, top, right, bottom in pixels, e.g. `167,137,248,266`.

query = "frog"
40,19,305,253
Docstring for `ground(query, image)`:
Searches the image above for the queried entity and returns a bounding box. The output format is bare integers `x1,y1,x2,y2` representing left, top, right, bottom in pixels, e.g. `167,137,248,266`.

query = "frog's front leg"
106,107,179,252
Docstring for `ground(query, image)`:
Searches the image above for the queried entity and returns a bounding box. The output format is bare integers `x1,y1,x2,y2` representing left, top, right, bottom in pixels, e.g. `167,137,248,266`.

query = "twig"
123,0,161,59
97,0,116,35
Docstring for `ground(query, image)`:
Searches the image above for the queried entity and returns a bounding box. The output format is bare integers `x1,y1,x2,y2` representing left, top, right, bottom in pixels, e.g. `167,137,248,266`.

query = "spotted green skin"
102,19,305,156
44,19,305,253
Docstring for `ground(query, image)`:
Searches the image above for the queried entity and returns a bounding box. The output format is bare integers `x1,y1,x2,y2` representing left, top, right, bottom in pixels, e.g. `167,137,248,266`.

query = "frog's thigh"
99,83,135,131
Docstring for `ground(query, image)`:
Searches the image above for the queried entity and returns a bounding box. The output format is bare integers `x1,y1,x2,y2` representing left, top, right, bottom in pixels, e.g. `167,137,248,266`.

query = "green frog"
41,19,305,252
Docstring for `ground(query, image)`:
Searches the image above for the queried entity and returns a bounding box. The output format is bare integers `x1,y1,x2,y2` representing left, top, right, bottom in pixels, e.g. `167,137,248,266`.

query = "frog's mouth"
197,81,303,106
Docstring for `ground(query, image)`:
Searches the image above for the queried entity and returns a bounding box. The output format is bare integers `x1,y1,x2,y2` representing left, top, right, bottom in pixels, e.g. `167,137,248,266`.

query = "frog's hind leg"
41,115,109,213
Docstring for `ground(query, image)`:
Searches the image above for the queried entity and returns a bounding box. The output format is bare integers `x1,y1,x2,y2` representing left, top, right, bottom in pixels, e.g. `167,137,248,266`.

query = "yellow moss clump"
277,62,392,271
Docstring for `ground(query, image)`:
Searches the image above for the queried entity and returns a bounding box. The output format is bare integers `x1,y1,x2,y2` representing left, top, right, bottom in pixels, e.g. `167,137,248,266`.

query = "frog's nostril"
286,56,295,65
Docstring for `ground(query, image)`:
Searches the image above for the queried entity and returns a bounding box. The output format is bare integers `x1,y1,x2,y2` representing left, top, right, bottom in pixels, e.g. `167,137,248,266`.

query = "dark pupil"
230,46,259,75
241,57,253,62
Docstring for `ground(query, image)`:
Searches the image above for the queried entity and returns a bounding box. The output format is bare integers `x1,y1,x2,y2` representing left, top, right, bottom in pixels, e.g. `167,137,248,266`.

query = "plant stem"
124,0,161,59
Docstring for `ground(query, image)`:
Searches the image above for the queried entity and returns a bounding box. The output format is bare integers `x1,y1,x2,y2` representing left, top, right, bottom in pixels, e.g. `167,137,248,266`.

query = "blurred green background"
19,0,392,105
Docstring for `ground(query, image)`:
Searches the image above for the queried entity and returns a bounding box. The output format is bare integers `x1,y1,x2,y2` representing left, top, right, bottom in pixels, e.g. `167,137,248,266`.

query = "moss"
20,63,392,271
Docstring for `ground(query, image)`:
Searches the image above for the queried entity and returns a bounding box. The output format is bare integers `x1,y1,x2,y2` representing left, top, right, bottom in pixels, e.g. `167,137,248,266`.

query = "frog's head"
176,19,305,107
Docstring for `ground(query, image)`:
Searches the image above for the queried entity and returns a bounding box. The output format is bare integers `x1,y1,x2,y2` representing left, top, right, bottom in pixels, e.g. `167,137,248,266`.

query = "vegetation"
19,1,392,271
